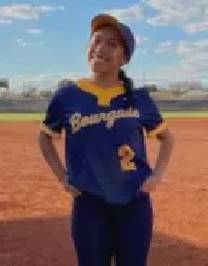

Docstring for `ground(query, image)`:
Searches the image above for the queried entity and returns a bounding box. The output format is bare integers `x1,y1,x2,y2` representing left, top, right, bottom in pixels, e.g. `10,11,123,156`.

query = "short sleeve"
137,88,168,138
41,90,64,138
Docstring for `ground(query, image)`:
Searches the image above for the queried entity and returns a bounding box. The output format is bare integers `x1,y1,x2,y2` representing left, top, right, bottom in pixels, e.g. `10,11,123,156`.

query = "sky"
0,0,208,90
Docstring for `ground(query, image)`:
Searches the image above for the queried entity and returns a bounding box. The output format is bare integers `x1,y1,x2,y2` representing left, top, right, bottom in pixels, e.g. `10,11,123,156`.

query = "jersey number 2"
118,145,136,171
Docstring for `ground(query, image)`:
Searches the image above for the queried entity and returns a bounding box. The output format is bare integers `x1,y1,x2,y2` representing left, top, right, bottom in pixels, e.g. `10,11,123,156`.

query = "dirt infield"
0,119,208,266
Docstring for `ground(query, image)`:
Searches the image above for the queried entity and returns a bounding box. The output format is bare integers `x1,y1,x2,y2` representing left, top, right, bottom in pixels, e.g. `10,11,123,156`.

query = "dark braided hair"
118,69,135,107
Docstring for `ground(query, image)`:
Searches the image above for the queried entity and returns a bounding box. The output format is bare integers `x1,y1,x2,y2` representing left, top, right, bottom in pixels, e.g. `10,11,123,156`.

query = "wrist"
55,168,67,182
152,171,163,180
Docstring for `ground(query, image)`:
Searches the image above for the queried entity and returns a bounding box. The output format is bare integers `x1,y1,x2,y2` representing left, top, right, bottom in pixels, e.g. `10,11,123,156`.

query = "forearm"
153,130,174,179
38,130,66,182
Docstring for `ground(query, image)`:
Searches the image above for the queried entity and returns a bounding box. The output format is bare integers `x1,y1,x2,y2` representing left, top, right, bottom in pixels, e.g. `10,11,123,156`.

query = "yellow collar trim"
76,79,125,106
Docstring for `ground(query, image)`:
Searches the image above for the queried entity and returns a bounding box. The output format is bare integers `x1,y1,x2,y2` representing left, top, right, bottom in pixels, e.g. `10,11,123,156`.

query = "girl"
39,14,174,266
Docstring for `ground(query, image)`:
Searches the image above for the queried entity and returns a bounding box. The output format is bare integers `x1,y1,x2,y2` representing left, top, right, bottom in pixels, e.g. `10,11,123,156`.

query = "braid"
118,69,134,106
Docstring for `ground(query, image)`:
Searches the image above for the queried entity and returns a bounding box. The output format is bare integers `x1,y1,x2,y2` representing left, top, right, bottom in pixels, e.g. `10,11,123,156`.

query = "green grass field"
0,113,44,121
0,111,208,121
163,111,208,118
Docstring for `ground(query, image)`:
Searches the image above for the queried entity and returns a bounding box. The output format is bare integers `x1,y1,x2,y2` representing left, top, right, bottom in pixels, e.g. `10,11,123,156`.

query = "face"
88,26,127,74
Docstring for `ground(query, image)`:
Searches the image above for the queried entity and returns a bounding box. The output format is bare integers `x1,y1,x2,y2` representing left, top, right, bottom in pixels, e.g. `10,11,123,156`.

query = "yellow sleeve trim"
147,122,168,138
41,124,61,138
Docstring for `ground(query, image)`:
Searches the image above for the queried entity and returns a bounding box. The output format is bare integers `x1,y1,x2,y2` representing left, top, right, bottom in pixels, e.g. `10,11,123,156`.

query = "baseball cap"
91,14,136,62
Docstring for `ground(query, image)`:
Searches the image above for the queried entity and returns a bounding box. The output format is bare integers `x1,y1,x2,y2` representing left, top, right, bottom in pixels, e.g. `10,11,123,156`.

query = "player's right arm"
38,89,81,197
39,88,66,180
39,130,66,183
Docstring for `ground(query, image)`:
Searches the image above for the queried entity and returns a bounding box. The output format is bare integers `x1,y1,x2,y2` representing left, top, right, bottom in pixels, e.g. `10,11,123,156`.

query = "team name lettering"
70,108,140,134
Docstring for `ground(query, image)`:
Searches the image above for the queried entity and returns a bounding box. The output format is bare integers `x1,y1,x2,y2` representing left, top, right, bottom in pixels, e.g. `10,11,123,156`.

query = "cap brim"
91,14,122,37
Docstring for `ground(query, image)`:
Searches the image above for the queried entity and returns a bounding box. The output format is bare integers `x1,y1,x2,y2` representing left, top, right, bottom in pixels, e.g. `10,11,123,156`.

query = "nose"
95,41,107,55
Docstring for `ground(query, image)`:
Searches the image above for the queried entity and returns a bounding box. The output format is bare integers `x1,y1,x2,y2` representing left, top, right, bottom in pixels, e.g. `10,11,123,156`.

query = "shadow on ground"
0,216,207,266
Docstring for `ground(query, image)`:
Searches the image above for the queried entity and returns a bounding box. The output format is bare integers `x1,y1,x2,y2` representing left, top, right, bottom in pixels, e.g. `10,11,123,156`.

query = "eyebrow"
93,34,121,42
108,38,121,42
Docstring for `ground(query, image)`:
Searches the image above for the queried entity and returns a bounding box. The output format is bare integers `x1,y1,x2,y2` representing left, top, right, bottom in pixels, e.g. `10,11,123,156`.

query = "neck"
89,71,121,88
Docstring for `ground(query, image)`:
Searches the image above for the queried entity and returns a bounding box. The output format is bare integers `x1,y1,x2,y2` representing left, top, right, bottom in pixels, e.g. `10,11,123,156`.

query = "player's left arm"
153,127,174,179
141,128,174,192
138,89,175,192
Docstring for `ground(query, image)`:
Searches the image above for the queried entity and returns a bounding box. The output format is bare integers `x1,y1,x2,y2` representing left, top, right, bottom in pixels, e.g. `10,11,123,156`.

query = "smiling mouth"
92,54,109,62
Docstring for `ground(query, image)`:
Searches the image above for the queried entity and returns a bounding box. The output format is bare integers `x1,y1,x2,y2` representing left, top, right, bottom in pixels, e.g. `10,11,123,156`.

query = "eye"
108,40,118,48
91,36,101,46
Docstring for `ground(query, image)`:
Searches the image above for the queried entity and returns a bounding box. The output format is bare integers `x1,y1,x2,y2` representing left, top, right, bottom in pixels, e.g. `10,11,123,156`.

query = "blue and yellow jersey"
42,79,167,204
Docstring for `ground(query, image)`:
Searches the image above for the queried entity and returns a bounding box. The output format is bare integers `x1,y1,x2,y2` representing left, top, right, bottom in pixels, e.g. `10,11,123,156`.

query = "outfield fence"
0,98,208,112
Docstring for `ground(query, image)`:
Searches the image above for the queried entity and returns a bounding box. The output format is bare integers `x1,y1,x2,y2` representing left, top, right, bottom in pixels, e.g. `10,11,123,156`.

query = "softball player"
39,14,174,266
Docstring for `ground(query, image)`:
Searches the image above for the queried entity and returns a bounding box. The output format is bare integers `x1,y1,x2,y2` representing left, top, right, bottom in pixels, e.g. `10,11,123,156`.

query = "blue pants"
71,191,153,266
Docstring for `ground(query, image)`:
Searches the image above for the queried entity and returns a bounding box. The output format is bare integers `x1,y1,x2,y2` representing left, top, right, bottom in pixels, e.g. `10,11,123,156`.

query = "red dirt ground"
0,118,208,266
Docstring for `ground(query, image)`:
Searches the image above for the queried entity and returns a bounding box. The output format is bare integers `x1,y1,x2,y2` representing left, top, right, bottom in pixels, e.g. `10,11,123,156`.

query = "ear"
86,39,92,62
86,38,91,53
121,50,128,66
120,57,128,66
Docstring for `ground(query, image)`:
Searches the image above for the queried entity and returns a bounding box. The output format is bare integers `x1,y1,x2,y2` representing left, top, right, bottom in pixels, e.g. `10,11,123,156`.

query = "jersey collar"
76,79,125,106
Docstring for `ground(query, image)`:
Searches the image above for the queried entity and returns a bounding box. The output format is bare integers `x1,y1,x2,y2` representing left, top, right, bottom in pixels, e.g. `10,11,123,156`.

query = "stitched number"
118,145,136,171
